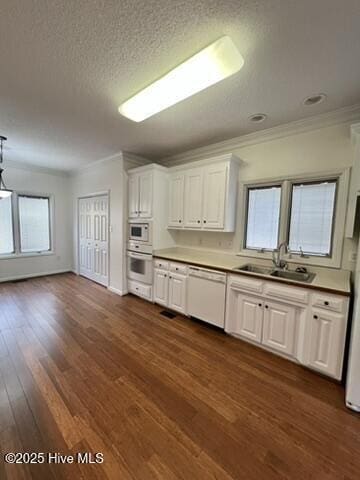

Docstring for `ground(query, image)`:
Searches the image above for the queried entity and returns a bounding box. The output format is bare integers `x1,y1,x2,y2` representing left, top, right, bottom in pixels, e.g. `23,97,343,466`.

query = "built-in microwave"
128,221,152,244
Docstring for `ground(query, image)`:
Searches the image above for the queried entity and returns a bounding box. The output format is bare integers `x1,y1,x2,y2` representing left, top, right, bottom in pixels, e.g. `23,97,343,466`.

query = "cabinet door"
230,291,263,343
168,273,187,314
128,174,139,218
202,163,227,229
262,301,296,356
308,308,346,379
154,269,169,307
138,172,153,218
184,169,203,229
168,173,184,227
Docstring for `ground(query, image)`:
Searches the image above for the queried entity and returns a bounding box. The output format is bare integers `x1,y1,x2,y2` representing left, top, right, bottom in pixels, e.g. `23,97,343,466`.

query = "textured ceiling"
1,0,360,170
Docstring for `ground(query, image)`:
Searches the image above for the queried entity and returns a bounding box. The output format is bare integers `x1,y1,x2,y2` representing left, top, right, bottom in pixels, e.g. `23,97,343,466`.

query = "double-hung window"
245,185,281,251
288,180,337,256
241,171,346,267
0,193,52,257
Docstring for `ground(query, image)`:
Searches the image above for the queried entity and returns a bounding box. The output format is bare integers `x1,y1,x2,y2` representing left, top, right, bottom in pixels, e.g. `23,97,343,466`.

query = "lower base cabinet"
307,308,347,379
262,301,296,356
232,292,263,343
227,290,297,357
154,267,187,314
226,275,349,379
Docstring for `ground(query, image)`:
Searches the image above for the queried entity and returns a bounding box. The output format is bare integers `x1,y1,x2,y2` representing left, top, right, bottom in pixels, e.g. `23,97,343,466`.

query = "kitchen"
1,2,360,479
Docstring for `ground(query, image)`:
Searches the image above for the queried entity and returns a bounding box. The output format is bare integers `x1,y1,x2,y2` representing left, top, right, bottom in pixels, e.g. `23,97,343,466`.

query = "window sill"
0,251,55,260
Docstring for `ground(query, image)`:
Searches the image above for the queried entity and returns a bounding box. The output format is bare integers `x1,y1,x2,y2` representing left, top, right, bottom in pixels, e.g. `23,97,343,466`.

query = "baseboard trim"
108,286,128,296
0,269,72,283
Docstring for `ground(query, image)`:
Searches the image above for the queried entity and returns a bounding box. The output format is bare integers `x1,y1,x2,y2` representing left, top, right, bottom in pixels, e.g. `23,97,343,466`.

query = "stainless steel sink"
234,264,316,284
234,264,273,275
270,270,316,283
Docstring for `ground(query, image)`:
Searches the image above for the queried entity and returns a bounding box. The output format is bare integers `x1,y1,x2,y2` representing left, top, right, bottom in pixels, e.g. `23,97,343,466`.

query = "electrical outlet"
349,251,357,263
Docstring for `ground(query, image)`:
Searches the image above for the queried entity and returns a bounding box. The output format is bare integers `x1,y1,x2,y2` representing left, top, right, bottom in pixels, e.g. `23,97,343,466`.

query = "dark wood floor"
0,273,359,479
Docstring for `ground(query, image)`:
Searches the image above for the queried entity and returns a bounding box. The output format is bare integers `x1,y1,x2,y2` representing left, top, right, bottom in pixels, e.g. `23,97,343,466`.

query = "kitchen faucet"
272,241,288,270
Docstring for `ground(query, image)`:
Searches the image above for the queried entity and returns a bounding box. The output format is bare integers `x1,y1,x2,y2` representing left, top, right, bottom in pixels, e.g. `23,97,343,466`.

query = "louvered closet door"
92,195,109,286
79,197,94,280
79,195,109,286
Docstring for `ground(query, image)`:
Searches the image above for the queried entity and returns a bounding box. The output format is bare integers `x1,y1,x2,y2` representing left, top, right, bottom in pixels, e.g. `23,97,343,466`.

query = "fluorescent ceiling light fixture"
118,36,244,122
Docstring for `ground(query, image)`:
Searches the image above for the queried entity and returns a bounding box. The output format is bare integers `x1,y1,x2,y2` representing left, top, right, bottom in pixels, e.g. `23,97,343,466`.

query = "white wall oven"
127,250,153,285
128,221,152,244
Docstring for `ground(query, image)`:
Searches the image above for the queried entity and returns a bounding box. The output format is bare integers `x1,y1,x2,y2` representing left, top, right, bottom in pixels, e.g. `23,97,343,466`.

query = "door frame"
77,191,110,286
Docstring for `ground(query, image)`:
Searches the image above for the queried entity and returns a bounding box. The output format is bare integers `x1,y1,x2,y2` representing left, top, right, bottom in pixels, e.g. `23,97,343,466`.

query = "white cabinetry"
168,273,187,314
168,173,184,227
153,261,187,314
225,274,349,379
231,292,263,343
226,288,296,356
307,307,347,379
262,301,296,356
153,269,169,306
184,169,203,228
202,162,227,229
128,171,153,218
168,154,240,232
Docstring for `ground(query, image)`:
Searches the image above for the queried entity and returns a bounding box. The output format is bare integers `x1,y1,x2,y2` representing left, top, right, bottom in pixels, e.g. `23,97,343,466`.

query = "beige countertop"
153,247,351,296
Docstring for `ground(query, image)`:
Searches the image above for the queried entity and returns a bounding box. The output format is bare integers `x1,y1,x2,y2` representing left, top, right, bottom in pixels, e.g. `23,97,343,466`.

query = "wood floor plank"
0,273,359,480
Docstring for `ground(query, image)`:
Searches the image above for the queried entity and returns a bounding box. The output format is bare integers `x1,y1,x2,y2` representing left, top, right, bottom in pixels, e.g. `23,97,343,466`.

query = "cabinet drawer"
228,275,264,294
169,262,188,275
128,280,152,301
154,259,169,270
311,293,346,313
264,282,309,305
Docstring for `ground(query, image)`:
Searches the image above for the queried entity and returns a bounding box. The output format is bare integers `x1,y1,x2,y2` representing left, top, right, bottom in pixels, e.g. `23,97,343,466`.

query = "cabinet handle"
324,301,329,306
179,220,182,223
175,268,178,271
313,315,318,319
258,303,262,307
169,276,172,279
164,274,167,278
197,220,200,223
203,220,207,223
265,305,268,309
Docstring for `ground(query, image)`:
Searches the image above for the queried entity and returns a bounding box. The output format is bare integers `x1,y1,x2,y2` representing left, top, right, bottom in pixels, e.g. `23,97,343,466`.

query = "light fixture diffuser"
118,36,244,122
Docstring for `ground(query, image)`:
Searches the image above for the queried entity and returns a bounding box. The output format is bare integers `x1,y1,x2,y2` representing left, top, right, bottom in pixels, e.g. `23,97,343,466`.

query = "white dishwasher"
187,266,227,328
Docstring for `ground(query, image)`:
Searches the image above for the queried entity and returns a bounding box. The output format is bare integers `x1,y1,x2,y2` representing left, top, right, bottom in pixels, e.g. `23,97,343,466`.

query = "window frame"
238,168,350,268
0,191,54,259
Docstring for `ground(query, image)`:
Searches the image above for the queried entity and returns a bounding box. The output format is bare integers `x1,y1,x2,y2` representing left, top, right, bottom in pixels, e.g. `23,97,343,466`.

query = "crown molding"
122,151,152,169
160,103,360,166
70,151,125,176
3,159,69,177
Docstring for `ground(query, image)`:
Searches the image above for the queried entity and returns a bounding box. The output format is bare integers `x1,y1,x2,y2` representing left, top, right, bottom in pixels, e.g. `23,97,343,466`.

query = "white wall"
171,123,358,270
71,155,127,294
0,165,73,281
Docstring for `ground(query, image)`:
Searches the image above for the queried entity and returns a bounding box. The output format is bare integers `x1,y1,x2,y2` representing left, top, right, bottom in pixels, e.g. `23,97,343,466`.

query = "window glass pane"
0,196,14,254
19,196,50,253
289,181,336,256
245,186,281,250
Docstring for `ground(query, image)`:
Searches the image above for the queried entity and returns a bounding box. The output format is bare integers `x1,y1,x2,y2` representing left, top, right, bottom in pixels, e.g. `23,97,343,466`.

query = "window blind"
18,196,50,253
288,181,336,256
0,196,14,254
246,186,281,250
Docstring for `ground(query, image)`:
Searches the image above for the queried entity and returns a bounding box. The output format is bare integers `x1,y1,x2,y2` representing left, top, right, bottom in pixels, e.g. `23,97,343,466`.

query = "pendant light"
0,136,12,199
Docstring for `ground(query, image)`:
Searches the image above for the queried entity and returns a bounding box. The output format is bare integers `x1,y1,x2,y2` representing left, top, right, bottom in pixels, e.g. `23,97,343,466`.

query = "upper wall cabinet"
168,154,240,232
168,173,185,227
128,171,153,218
